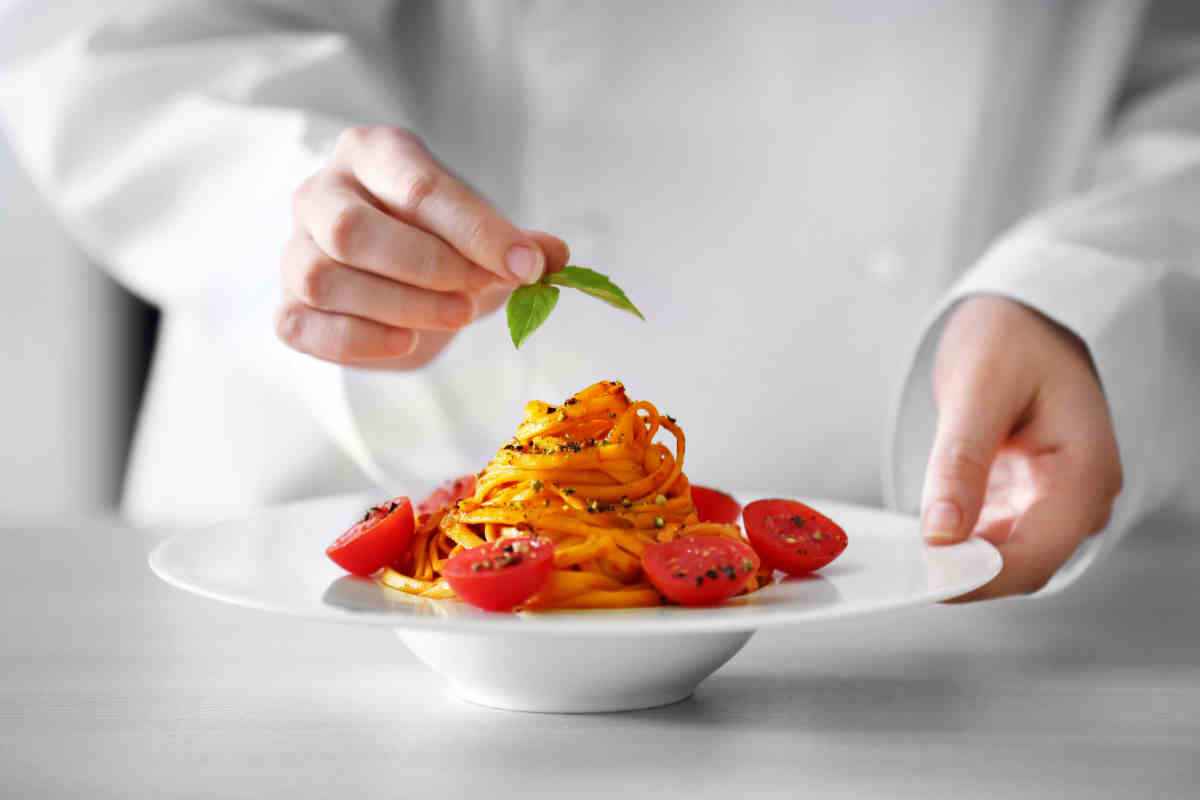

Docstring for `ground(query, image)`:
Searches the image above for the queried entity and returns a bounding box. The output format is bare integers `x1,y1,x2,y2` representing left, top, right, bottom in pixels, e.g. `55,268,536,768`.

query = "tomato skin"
691,485,742,525
443,536,555,612
416,474,478,516
743,499,847,576
326,497,416,577
642,534,760,607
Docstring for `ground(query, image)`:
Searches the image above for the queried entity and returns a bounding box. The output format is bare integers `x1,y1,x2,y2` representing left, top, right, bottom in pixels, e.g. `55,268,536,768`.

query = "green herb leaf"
506,283,560,348
504,265,644,349
545,266,646,320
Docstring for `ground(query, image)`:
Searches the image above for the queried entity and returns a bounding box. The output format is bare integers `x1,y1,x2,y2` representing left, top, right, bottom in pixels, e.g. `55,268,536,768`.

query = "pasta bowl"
150,492,1001,713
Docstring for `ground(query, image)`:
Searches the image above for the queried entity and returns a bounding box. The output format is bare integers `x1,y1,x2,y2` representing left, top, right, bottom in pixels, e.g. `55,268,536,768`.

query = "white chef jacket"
2,1,1198,593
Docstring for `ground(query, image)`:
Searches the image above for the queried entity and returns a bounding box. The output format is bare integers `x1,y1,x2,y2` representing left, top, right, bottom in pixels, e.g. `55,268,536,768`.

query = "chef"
2,0,1197,600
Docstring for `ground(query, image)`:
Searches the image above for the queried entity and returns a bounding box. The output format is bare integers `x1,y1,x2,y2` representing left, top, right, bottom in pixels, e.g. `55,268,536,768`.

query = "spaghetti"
379,380,770,609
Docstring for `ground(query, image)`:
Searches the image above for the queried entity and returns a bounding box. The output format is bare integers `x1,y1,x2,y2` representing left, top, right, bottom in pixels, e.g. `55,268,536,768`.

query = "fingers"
921,357,1035,545
332,126,546,284
292,171,497,293
274,293,417,364
282,126,566,368
524,229,571,275
940,315,1123,602
281,234,476,331
945,453,1112,602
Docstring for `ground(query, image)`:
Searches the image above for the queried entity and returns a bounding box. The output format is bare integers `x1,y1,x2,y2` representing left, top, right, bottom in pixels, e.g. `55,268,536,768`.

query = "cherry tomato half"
743,499,847,576
326,497,416,577
691,485,742,525
642,534,760,607
416,474,478,516
443,536,555,612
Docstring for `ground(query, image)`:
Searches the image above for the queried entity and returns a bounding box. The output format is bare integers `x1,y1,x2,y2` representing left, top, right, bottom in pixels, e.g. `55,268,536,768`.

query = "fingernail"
467,268,498,293
388,328,417,356
439,293,475,328
505,244,543,284
923,501,962,543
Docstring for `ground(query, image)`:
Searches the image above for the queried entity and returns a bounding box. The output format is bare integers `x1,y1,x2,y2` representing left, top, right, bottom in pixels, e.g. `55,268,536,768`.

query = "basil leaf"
506,283,560,348
545,266,646,321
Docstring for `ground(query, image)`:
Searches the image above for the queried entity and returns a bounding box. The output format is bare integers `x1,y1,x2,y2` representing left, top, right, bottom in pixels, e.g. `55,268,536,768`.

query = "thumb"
921,365,1031,545
523,230,571,276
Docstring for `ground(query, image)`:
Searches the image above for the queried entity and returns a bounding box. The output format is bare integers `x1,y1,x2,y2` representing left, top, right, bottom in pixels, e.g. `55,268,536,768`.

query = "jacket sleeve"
885,22,1200,592
0,0,497,482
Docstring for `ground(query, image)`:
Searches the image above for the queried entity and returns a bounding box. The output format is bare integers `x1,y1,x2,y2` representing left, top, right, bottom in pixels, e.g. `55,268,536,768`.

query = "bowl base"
397,628,753,713
448,683,696,714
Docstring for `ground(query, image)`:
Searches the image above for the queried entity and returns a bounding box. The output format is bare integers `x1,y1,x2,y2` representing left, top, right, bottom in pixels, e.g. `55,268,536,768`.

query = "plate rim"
148,491,1003,637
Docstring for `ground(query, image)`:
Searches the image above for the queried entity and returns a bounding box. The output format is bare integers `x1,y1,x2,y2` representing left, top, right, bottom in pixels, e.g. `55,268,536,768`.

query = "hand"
921,296,1123,601
276,126,569,368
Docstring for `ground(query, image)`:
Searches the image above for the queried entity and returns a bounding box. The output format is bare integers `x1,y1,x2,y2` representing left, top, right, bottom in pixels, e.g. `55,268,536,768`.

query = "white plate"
150,492,1000,712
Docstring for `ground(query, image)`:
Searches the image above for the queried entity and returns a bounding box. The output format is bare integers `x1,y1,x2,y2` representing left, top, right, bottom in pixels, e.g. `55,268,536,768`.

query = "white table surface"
3,511,1198,799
